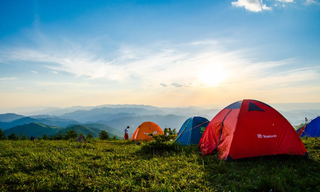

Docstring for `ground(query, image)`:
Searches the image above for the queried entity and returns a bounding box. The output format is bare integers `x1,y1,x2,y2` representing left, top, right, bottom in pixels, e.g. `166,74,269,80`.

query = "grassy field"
0,138,319,192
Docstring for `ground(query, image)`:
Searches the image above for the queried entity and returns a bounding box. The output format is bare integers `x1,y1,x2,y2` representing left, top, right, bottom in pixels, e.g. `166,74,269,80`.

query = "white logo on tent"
257,134,277,139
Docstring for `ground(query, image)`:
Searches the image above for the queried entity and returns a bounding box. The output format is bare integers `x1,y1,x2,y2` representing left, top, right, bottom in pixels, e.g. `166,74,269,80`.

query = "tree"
65,129,78,140
55,130,65,140
42,134,49,140
49,134,56,140
86,132,94,140
18,132,23,140
18,133,28,140
99,130,110,140
21,134,28,140
0,128,6,140
8,133,18,140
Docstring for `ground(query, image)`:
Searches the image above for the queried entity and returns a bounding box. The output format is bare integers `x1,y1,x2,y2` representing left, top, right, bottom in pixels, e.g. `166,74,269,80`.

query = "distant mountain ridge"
0,116,79,130
63,125,101,138
4,123,122,139
98,114,190,137
84,123,123,138
4,123,61,138
60,107,166,122
1,103,319,136
0,113,25,122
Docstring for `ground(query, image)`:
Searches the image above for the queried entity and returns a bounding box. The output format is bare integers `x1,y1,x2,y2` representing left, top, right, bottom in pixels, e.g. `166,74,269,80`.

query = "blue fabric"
174,118,192,145
248,102,265,112
175,116,209,145
225,101,242,109
300,116,320,137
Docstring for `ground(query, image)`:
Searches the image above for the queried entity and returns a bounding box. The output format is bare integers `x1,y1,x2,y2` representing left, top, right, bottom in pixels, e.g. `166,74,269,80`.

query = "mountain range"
0,116,79,130
3,123,122,139
1,104,319,138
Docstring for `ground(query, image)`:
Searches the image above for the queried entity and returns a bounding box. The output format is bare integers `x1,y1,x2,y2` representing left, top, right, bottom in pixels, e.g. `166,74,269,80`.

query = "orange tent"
131,122,164,141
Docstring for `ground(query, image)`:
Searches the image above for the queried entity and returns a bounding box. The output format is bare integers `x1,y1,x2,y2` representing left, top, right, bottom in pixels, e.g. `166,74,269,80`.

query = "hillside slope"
4,123,61,138
0,116,79,130
99,114,189,136
84,123,123,138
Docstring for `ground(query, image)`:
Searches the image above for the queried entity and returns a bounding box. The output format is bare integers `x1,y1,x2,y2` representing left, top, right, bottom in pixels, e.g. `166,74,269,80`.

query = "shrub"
8,133,18,140
65,129,78,140
140,133,178,154
99,130,110,140
87,132,94,139
0,128,6,140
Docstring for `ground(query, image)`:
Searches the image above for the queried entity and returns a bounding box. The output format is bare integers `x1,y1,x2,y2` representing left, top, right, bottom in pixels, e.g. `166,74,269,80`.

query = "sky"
0,0,320,111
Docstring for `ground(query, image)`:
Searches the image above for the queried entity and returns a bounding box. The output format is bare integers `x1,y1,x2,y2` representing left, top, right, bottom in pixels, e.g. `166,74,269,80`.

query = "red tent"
199,99,308,160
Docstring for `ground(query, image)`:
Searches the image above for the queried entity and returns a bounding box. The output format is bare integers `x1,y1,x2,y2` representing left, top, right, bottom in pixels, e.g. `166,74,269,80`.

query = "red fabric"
124,133,129,140
199,99,307,160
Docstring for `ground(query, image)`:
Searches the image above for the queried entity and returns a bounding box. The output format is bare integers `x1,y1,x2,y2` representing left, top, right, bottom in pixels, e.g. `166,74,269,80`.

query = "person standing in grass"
124,126,130,140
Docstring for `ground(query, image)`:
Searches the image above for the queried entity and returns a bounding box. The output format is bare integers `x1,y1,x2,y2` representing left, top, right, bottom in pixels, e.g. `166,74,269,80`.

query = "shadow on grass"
198,152,320,192
134,141,200,159
109,140,136,145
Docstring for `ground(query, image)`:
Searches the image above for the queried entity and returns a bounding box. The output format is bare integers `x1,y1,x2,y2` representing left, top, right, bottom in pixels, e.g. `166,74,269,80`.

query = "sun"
198,64,227,87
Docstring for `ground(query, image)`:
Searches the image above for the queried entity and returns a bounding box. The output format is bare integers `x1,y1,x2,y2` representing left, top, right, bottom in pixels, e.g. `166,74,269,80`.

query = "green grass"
0,138,319,191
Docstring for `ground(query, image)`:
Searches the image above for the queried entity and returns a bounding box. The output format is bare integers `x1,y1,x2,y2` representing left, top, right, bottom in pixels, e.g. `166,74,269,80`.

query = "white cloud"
31,71,37,73
0,77,16,81
232,0,272,12
305,0,318,4
49,71,58,74
276,0,294,2
1,34,319,94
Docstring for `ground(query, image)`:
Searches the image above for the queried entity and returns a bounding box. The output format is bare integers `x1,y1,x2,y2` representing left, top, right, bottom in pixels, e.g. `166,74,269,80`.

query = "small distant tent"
296,126,306,137
174,116,209,145
131,122,164,141
199,99,308,160
297,116,320,137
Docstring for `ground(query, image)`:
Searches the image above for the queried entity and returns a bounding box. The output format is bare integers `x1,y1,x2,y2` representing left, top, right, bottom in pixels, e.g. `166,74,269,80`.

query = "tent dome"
131,122,163,141
199,99,307,160
174,116,209,145
298,116,320,137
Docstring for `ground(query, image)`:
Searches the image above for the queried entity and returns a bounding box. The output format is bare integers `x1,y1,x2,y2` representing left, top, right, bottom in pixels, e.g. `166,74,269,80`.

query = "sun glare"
198,64,227,87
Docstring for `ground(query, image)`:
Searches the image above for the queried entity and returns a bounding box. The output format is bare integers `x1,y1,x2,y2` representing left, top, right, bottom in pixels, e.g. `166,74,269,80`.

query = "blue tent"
300,116,320,137
174,116,209,145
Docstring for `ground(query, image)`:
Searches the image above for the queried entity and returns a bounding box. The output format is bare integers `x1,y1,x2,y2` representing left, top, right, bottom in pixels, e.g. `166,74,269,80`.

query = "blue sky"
0,0,320,110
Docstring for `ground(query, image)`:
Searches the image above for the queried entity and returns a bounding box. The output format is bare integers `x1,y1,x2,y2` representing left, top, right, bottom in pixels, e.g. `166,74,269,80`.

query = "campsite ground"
0,138,319,191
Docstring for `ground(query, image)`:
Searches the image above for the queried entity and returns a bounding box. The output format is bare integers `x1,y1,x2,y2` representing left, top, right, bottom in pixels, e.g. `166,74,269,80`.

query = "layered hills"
1,104,319,139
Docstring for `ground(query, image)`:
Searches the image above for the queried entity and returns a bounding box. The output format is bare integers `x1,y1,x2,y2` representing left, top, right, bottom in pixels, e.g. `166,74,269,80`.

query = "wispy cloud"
0,32,318,94
276,0,294,2
305,0,319,5
160,83,167,87
0,77,16,81
231,0,318,12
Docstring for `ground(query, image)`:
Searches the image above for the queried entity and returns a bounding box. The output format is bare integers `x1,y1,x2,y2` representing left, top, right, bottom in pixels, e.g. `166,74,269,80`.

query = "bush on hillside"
140,133,178,154
42,134,49,140
99,130,110,140
65,129,78,140
0,128,6,140
8,133,18,140
86,132,94,140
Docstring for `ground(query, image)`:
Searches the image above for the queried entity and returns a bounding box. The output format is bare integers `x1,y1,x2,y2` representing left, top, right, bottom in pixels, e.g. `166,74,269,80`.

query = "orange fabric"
297,126,306,136
131,122,164,141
